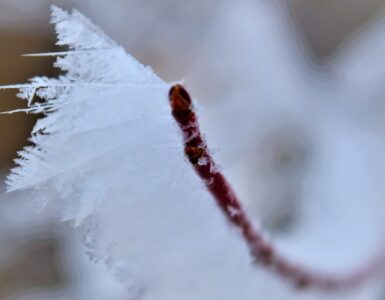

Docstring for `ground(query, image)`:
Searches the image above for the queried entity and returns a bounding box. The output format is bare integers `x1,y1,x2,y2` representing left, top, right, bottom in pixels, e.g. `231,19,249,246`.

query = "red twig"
169,84,385,291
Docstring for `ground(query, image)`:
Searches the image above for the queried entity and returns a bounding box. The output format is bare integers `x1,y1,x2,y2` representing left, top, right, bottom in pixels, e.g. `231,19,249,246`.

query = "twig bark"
169,84,384,291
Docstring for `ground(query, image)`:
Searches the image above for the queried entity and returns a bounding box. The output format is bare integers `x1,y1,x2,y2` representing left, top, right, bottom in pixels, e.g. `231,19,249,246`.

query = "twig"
169,84,385,291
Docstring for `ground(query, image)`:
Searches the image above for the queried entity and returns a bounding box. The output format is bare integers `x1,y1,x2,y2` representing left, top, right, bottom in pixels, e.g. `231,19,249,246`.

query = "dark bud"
169,84,193,123
185,146,204,164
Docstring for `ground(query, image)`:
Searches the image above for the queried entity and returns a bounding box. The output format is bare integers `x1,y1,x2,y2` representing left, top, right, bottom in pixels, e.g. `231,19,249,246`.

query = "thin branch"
169,84,385,291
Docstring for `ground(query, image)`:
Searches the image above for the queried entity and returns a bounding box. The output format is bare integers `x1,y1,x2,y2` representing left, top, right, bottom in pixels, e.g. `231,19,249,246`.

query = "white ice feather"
4,5,385,300
3,6,264,300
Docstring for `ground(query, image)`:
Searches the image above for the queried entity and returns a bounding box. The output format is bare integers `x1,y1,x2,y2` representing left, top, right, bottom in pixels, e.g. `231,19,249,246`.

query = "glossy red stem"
168,84,384,291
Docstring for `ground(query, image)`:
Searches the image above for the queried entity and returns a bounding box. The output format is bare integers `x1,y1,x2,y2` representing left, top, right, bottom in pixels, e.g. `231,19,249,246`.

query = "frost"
197,156,208,166
3,6,259,300
3,5,385,300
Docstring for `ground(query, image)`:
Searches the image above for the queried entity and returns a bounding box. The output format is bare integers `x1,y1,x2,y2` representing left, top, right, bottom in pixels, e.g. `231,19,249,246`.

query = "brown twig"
168,84,385,291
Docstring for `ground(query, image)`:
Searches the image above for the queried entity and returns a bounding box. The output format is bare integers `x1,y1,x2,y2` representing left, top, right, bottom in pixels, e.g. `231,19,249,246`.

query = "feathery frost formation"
4,5,384,300
3,6,263,300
